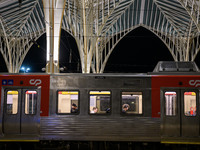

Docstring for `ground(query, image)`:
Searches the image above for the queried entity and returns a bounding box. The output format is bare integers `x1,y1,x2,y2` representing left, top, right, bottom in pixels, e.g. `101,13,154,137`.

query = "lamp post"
20,66,30,73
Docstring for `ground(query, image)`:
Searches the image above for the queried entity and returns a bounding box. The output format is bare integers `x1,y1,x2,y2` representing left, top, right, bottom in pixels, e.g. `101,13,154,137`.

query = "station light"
20,66,30,73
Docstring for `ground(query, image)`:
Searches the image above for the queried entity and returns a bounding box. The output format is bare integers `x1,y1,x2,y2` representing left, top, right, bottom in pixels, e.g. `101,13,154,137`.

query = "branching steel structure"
0,0,200,73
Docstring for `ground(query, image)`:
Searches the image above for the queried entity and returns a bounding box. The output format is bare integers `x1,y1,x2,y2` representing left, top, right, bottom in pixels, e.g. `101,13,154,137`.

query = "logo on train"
189,80,200,87
29,79,42,86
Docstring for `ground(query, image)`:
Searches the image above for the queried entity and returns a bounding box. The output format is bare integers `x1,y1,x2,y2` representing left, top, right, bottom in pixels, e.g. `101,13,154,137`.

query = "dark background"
1,26,200,73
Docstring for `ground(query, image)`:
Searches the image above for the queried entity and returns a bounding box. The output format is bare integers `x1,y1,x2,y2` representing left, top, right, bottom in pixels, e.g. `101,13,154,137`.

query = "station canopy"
0,0,198,36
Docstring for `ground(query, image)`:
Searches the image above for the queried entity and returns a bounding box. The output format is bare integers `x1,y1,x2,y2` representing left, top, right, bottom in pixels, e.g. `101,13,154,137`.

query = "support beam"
43,0,66,73
82,0,88,73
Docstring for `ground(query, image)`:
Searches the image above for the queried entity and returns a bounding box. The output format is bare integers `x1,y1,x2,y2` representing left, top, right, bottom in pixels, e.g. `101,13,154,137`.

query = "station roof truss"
0,0,200,73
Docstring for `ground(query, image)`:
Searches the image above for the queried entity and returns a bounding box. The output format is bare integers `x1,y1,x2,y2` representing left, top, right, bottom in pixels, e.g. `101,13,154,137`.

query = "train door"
3,88,41,135
161,89,199,137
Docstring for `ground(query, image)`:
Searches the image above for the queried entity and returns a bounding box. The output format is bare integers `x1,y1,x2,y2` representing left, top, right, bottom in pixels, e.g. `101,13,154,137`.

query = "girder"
91,0,200,72
177,0,200,31
0,0,45,73
0,0,200,73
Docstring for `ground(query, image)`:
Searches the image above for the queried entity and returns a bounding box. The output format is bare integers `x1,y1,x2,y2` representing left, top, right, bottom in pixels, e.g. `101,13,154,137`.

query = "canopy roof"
0,0,198,37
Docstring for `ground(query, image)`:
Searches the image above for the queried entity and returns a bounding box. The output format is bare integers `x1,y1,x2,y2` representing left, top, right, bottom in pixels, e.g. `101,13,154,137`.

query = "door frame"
161,87,199,138
0,86,41,135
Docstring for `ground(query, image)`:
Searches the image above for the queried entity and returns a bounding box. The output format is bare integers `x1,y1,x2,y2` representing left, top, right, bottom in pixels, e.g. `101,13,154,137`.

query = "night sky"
1,26,200,73
104,27,174,73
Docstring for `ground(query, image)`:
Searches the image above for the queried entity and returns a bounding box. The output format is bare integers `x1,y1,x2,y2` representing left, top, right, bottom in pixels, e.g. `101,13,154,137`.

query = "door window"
184,92,196,116
6,90,18,114
165,91,177,116
25,91,37,114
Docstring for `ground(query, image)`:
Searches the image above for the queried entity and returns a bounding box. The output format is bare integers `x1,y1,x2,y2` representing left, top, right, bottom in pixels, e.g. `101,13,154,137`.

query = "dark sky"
104,27,173,73
19,29,81,73
1,26,200,73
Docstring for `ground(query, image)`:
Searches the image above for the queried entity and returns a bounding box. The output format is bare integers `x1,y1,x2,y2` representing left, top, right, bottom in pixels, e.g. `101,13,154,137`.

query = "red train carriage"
0,62,199,145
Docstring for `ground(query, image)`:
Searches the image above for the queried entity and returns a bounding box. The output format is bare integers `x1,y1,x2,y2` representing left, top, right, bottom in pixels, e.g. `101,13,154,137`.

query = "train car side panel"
39,75,160,142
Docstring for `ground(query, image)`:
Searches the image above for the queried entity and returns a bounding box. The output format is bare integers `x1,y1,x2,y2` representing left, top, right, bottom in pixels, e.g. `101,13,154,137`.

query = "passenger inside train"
122,104,129,113
90,107,98,113
71,103,78,113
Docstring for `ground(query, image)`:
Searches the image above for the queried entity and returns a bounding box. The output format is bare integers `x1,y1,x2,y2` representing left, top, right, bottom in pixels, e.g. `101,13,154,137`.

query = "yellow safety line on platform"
0,140,39,142
161,141,200,145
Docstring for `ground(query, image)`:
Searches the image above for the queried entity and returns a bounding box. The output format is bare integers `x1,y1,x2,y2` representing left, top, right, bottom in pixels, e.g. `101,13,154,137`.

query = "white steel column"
82,0,88,73
43,0,66,73
139,0,145,24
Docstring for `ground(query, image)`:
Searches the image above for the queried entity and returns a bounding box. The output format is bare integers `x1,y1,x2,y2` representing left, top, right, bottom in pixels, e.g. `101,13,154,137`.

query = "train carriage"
0,62,199,144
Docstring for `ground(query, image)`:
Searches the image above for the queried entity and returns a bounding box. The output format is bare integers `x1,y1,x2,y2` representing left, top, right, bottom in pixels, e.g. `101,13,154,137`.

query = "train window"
121,92,142,114
89,91,111,114
25,91,37,114
184,92,196,116
6,90,18,114
165,92,177,116
57,91,79,114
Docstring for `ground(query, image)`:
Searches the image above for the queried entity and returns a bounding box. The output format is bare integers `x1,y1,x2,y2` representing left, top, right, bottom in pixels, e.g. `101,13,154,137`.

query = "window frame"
56,90,80,115
88,90,112,115
120,90,144,116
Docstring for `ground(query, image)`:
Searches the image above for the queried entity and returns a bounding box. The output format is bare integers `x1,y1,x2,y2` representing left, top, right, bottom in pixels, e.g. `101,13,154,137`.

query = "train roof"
149,61,200,75
1,72,200,77
0,72,150,77
153,61,199,72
